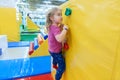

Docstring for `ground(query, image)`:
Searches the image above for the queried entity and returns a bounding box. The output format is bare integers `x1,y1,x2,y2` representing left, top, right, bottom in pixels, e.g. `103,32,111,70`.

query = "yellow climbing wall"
112,36,120,80
0,8,20,41
60,0,120,80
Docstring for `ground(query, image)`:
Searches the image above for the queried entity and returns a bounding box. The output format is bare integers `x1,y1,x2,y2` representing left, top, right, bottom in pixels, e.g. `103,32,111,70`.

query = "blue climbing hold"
34,38,39,50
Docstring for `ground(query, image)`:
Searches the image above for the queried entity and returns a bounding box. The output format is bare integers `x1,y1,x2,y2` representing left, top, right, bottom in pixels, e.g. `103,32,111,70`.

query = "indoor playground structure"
0,0,120,80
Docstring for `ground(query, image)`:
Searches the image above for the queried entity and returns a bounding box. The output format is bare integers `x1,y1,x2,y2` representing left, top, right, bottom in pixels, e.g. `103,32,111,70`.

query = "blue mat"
8,41,30,48
0,56,51,80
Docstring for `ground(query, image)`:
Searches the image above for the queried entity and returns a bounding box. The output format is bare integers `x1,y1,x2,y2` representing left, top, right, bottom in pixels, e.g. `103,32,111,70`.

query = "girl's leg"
52,55,57,66
52,55,58,69
50,52,58,69
55,53,65,80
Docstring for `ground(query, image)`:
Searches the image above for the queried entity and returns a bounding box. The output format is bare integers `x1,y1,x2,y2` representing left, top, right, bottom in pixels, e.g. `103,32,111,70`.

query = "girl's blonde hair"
46,7,61,31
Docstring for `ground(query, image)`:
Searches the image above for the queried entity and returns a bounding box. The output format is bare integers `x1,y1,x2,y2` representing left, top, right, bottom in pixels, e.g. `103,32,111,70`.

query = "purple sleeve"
52,26,61,36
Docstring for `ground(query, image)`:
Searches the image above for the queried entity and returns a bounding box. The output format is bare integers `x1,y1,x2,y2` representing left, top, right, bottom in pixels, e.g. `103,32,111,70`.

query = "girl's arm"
55,25,68,43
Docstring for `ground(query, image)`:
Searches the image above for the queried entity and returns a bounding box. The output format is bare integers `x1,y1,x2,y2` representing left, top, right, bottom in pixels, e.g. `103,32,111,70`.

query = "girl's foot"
53,65,58,70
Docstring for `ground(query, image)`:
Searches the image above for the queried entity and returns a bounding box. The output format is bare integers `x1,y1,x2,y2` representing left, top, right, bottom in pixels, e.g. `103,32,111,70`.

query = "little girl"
46,7,68,80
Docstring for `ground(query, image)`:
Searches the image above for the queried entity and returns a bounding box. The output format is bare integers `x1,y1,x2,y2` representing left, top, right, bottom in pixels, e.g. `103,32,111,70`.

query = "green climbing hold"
65,8,72,16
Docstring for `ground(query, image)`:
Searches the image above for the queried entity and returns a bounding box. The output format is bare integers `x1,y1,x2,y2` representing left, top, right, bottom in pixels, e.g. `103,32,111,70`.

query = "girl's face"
52,10,63,24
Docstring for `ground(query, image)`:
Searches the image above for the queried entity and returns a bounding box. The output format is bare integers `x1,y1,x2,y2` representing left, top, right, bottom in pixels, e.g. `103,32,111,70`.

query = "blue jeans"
49,51,65,80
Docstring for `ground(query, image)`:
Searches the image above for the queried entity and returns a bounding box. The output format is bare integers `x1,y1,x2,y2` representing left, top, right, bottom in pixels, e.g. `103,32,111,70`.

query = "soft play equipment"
27,16,39,30
16,73,53,80
29,42,34,55
34,38,39,50
0,56,51,79
8,41,30,48
57,0,120,80
40,29,48,40
29,39,49,57
0,35,51,80
1,0,120,80
0,8,20,41
20,15,40,41
20,32,38,41
0,35,8,54
0,7,50,80
37,34,44,45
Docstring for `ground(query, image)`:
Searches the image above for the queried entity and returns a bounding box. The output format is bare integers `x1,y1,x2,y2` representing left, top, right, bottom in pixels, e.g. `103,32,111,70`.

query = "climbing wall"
113,36,120,80
60,0,120,80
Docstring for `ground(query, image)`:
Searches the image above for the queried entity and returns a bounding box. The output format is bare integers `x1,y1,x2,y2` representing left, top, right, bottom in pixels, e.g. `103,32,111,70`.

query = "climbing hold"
29,42,34,55
65,8,72,16
38,34,44,45
43,35,48,40
64,42,69,50
40,31,48,40
34,38,39,50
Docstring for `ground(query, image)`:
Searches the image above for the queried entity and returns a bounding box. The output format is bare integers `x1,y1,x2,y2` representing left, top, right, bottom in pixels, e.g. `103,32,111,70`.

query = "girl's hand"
63,25,69,30
59,24,64,31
